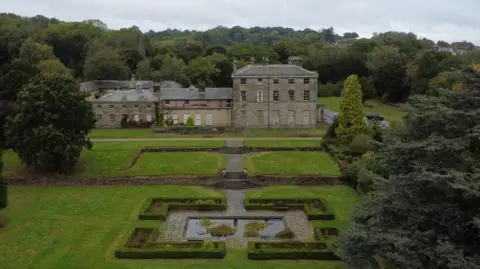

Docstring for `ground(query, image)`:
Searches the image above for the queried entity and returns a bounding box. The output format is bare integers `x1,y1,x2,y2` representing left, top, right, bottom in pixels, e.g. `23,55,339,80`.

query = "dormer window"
257,78,263,84
199,87,205,93
289,78,295,84
304,78,310,84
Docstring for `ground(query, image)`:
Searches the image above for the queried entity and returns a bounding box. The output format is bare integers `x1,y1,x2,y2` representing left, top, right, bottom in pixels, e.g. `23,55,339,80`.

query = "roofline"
231,74,319,78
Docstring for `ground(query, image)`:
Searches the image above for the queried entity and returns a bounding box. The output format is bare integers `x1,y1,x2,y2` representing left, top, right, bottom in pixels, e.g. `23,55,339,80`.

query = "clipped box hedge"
115,227,226,259
138,198,227,220
246,241,339,260
243,198,335,220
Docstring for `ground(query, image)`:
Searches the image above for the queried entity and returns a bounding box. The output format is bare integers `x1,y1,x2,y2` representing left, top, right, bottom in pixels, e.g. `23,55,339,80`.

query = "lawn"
244,140,321,147
89,128,326,139
318,97,405,122
0,186,352,269
244,152,341,176
246,185,361,230
4,141,226,178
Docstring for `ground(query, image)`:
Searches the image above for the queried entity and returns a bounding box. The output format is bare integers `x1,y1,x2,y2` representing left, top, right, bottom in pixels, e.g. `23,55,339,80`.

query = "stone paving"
161,190,314,247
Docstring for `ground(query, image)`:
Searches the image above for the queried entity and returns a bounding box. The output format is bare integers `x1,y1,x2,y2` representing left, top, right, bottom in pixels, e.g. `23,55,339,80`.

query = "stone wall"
233,77,318,128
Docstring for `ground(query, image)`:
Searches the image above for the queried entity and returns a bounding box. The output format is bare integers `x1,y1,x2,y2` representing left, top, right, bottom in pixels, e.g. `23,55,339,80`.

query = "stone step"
212,180,260,190
226,171,246,179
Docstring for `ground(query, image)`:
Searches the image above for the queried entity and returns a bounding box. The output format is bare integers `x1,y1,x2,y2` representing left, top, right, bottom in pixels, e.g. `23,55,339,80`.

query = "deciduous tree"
336,75,366,142
6,73,95,172
37,58,72,75
83,49,129,80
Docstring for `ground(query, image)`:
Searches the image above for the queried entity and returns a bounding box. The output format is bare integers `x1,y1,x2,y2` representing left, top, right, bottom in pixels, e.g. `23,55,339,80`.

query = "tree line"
2,12,480,106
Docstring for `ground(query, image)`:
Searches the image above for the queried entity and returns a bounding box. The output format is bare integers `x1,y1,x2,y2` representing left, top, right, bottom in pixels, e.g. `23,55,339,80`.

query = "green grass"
4,141,226,178
0,186,350,269
244,152,341,176
244,140,321,147
318,97,405,122
246,185,360,230
89,128,326,139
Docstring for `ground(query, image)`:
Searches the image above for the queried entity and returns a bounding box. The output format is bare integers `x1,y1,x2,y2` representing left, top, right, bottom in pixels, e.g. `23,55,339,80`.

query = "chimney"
288,56,303,67
262,57,269,65
199,84,206,93
233,59,237,73
153,83,161,93
250,56,256,65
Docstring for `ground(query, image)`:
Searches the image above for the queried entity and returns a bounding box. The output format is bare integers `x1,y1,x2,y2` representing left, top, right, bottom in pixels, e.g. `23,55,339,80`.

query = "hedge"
138,198,227,220
0,177,6,210
115,228,226,259
246,241,339,260
243,198,335,220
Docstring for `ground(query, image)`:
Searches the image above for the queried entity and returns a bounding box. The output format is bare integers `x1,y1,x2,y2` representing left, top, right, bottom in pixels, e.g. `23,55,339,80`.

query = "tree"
340,67,480,269
343,32,359,39
135,59,151,80
186,56,219,86
19,38,55,65
37,58,72,75
6,73,95,172
336,75,366,142
83,49,129,80
157,55,190,86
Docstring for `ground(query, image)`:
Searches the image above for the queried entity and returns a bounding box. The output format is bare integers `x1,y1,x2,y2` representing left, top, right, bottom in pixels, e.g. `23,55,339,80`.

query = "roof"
80,80,182,93
90,89,158,103
160,87,233,100
232,64,318,78
91,86,233,103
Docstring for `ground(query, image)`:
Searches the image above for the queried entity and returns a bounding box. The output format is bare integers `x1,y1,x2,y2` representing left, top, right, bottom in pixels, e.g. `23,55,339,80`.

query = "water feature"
184,217,287,239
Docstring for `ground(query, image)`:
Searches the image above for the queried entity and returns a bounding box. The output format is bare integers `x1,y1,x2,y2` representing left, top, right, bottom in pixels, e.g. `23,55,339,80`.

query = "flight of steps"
211,179,261,190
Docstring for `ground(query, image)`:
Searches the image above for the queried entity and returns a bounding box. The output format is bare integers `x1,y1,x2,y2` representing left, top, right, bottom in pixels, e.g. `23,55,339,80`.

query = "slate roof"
80,80,182,93
160,86,233,100
232,64,318,78
91,86,233,103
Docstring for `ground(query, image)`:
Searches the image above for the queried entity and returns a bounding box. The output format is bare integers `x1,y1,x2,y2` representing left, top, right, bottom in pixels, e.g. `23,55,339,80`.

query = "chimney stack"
153,83,161,93
233,58,237,73
288,56,303,67
250,56,256,65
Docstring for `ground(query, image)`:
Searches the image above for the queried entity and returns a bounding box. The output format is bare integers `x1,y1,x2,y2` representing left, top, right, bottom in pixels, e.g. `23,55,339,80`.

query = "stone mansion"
82,57,319,128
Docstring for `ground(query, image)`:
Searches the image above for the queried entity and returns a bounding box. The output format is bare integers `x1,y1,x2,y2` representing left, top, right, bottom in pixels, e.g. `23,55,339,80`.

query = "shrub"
199,218,214,228
336,74,366,142
186,117,195,129
318,81,344,97
275,228,294,239
201,240,216,250
207,224,236,237
244,222,268,237
349,133,373,155
0,177,6,210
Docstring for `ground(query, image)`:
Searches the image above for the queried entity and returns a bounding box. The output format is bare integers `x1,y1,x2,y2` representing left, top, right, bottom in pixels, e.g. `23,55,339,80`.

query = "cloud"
3,0,480,44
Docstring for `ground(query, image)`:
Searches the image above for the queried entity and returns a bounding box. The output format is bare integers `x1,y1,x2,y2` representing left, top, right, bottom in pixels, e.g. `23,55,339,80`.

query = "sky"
3,0,480,44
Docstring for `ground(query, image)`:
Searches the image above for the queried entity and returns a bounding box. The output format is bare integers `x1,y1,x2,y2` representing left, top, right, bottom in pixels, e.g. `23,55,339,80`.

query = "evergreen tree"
340,66,480,269
336,74,366,142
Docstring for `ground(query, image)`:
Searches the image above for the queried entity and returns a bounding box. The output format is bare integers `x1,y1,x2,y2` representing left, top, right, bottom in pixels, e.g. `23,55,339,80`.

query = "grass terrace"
243,140,321,148
0,185,357,269
318,97,405,122
3,141,226,178
244,152,340,176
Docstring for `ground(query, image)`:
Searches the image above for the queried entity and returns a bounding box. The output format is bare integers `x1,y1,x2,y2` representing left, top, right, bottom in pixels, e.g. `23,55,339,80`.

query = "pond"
184,217,288,239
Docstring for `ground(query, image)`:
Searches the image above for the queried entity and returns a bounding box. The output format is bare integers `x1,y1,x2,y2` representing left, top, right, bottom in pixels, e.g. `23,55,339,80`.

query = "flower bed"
243,198,335,220
115,228,226,259
138,198,227,220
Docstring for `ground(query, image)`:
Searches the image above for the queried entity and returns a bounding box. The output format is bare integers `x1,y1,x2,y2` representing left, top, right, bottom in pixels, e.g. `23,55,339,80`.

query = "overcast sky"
3,0,480,44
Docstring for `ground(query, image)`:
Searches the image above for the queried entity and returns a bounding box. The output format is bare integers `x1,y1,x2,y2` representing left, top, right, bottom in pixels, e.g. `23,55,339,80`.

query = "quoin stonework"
83,56,319,128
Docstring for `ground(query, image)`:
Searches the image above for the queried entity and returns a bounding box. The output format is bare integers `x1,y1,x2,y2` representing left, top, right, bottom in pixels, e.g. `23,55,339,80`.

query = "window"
256,90,264,102
183,114,190,124
199,87,205,93
96,104,102,108
303,90,311,101
273,78,279,84
206,114,213,126
288,78,295,84
257,78,263,84
122,104,127,108
273,90,279,101
109,104,114,108
134,104,139,108
165,100,170,104
304,78,310,84
172,114,178,124
241,91,247,101
288,90,295,101
146,104,151,108
146,114,152,122
226,100,232,107
96,114,102,122
109,114,115,122
185,100,189,105
240,78,247,84
195,114,201,126
133,114,139,122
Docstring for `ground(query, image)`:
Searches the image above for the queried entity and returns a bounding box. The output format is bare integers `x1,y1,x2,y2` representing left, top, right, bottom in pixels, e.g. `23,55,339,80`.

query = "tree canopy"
340,66,480,269
6,73,95,172
336,75,366,142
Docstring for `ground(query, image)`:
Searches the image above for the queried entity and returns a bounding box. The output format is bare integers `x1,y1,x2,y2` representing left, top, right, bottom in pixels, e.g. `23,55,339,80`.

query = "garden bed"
138,198,227,220
244,198,335,220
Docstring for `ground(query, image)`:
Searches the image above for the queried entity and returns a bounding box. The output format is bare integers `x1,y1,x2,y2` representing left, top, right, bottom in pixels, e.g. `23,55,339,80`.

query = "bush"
274,228,294,239
138,198,227,220
201,240,216,250
244,222,268,237
199,218,214,227
186,117,195,129
247,241,339,260
207,224,236,237
115,241,226,259
349,133,373,155
318,81,344,97
323,116,339,139
0,177,6,210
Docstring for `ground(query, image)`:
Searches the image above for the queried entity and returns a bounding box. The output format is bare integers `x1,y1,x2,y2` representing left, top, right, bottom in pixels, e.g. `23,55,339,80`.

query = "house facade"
89,57,319,128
